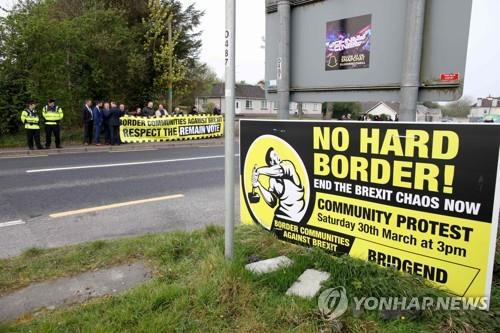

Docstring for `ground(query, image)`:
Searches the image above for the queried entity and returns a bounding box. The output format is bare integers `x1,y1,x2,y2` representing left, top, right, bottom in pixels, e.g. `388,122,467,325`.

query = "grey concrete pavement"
245,256,293,275
0,144,240,258
286,269,331,298
0,262,152,322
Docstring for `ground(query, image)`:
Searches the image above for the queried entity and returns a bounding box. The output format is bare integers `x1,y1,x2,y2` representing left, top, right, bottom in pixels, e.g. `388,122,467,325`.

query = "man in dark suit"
82,99,93,145
108,102,123,145
92,101,103,146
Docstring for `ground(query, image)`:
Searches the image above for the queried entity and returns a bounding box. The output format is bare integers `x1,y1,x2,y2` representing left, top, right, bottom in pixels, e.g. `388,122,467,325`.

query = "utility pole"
224,0,236,259
277,0,290,120
399,0,426,121
168,15,173,114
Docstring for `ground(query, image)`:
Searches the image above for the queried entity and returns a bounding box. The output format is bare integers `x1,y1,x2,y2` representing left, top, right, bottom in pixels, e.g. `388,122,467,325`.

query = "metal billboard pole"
168,16,173,114
399,0,426,121
224,0,236,259
277,0,290,119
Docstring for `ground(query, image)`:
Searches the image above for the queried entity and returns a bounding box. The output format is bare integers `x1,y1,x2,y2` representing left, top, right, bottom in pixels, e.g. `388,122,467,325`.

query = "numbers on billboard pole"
277,57,282,80
225,30,230,67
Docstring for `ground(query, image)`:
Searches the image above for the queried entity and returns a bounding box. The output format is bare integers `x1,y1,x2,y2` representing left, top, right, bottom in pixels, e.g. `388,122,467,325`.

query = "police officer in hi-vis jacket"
42,98,64,149
20,100,44,150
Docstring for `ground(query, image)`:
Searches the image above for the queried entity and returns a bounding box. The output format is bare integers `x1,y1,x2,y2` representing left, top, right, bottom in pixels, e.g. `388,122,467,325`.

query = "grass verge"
0,225,498,333
0,128,83,148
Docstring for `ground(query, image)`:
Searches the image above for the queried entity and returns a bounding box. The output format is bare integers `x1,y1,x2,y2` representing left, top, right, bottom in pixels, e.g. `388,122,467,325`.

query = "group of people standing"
20,98,214,150
82,100,191,146
82,100,126,146
20,99,64,150
130,102,201,117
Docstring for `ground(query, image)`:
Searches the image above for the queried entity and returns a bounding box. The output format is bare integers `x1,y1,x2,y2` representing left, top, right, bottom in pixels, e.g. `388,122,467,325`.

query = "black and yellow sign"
240,120,500,299
120,115,224,143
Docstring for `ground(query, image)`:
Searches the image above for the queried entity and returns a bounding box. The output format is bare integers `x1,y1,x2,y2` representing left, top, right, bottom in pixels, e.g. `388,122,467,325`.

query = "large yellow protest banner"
120,115,224,143
240,120,500,301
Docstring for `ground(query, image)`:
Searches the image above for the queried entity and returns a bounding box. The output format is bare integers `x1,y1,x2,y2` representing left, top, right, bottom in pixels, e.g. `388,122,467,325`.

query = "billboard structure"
240,120,500,303
265,0,473,102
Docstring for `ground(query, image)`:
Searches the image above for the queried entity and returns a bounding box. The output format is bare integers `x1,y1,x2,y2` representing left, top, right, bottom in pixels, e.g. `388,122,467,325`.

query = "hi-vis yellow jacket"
42,105,64,125
20,109,41,130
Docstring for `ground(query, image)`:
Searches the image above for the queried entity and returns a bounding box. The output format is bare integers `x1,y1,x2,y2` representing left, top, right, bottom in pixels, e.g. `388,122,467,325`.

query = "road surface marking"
26,154,239,173
0,155,48,159
0,220,26,228
109,148,158,153
50,194,184,218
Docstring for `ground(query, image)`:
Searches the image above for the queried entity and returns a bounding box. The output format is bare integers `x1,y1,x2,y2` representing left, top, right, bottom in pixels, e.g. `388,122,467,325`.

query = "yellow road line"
50,194,184,218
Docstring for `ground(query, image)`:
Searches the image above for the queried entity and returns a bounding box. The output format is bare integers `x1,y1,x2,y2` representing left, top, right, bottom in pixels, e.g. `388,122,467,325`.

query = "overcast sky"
1,0,498,99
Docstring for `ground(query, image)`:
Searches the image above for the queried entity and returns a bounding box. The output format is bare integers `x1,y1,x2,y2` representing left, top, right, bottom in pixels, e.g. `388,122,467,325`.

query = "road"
0,144,240,258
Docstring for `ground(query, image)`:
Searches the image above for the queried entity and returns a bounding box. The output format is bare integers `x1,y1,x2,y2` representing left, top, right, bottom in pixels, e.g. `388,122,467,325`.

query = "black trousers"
109,124,120,145
103,120,110,144
45,124,61,148
26,129,43,149
83,121,93,144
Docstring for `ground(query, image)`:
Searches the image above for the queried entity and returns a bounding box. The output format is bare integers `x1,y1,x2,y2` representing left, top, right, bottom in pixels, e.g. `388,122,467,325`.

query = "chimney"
477,98,483,107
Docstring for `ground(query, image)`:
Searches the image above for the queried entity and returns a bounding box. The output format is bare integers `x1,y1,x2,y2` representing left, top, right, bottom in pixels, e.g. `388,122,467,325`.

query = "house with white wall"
195,83,322,115
362,102,399,120
360,102,442,122
469,97,500,122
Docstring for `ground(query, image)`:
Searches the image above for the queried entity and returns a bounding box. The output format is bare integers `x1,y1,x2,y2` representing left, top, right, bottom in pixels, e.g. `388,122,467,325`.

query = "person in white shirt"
155,104,168,117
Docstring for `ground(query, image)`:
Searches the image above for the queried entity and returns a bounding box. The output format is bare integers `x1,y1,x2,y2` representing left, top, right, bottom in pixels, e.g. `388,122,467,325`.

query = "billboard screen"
325,15,372,71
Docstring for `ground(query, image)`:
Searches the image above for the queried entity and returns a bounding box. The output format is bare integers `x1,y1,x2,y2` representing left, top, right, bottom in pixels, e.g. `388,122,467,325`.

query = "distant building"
416,105,443,122
195,83,322,115
469,97,500,122
359,102,442,122
361,102,399,120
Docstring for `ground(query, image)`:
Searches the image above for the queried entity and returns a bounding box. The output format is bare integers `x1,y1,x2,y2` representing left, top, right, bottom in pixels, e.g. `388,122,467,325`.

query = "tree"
143,0,205,106
331,102,362,119
0,1,143,130
144,0,186,105
177,63,219,107
442,96,474,118
0,0,210,137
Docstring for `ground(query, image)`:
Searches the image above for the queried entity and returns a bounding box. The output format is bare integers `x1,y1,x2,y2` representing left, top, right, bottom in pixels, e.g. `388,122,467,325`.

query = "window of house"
273,102,278,110
245,100,253,109
313,103,319,111
261,100,268,110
